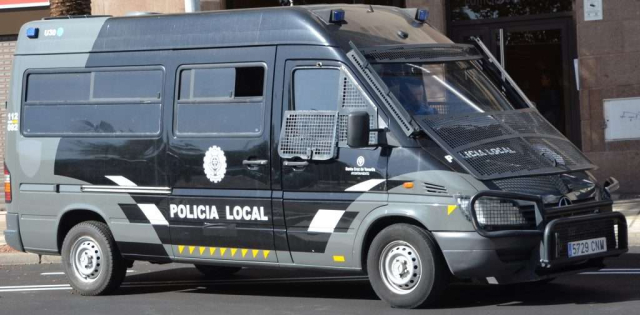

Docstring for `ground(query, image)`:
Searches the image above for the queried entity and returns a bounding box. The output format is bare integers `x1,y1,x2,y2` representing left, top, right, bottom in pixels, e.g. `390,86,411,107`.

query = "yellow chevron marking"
178,245,185,254
231,248,238,257
333,255,346,262
241,249,248,258
209,247,216,256
220,248,227,256
199,247,206,255
263,250,271,259
447,205,457,216
252,249,259,258
189,246,195,254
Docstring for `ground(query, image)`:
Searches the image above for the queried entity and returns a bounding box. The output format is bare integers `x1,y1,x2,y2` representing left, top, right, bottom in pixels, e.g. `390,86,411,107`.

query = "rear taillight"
4,164,11,203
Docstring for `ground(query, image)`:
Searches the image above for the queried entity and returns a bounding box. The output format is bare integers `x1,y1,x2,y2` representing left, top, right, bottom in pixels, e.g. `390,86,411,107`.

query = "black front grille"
553,219,620,259
493,175,569,196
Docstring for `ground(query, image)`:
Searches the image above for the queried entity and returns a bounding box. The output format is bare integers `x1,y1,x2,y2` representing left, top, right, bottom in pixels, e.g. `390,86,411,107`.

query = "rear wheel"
367,224,449,309
61,221,126,296
194,264,242,278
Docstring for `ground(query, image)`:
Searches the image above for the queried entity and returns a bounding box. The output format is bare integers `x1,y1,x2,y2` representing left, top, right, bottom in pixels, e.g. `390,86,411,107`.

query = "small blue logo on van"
56,28,64,37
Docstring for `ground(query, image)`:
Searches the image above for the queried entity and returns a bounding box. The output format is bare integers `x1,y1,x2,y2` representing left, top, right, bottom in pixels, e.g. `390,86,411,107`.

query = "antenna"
368,5,374,12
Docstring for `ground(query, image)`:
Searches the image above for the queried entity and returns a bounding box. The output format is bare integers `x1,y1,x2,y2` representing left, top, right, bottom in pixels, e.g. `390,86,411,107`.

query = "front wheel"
61,221,126,296
367,224,449,309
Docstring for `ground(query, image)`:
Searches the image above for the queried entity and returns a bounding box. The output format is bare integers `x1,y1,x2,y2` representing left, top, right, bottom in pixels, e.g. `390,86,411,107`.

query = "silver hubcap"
71,237,102,282
379,241,421,294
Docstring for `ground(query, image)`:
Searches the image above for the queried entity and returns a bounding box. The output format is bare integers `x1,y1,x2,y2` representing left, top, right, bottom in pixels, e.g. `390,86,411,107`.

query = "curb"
614,198,640,205
0,253,61,266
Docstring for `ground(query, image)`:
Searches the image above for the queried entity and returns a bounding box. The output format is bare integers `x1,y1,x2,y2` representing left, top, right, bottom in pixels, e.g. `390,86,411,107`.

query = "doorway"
450,18,579,145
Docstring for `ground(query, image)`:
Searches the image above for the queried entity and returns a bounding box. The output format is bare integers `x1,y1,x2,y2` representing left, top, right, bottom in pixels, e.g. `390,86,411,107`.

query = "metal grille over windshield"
351,43,594,180
419,109,594,180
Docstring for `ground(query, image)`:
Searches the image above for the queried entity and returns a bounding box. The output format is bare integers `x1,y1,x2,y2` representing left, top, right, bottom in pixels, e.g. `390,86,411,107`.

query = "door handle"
283,161,309,167
242,159,268,166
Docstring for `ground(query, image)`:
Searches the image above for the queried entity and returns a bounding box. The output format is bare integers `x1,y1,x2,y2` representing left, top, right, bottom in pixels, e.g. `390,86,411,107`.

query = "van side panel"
8,49,172,259
8,54,91,253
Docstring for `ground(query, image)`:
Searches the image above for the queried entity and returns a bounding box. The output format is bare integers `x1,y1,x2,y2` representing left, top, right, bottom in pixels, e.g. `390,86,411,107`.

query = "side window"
175,64,266,136
22,68,163,136
293,68,341,111
291,66,378,147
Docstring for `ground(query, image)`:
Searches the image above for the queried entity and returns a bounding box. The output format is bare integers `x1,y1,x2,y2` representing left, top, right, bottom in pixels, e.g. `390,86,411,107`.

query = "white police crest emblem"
203,146,227,183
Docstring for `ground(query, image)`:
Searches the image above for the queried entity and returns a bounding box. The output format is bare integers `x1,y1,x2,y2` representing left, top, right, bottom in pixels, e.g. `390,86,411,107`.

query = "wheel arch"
353,205,435,272
56,205,110,254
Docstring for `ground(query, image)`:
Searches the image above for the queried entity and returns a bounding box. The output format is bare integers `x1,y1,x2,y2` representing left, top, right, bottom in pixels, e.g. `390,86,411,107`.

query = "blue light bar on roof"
330,9,345,23
26,27,39,39
415,8,429,22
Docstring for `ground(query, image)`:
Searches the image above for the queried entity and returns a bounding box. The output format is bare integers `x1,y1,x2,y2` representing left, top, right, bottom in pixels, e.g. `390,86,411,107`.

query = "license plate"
568,237,607,258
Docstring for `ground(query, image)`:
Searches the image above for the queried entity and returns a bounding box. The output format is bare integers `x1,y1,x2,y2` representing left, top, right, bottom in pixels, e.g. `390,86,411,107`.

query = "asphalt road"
1,250,640,315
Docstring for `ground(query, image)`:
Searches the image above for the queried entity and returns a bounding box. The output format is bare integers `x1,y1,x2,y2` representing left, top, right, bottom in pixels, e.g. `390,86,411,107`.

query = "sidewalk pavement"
0,199,639,265
612,199,640,246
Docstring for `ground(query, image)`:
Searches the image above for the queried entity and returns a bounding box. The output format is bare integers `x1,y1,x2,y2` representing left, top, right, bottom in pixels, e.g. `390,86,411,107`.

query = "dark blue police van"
3,4,628,308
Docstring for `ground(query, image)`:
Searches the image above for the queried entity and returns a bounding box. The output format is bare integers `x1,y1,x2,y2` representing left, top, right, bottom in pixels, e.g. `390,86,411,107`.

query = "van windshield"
372,61,524,116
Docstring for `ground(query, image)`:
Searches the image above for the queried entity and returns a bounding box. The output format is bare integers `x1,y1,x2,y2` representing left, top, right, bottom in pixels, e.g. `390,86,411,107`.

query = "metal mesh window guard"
278,111,338,160
337,68,378,146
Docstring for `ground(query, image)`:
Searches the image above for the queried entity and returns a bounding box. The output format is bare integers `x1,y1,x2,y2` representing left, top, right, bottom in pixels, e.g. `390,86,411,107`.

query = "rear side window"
175,64,266,136
26,73,91,102
22,68,163,136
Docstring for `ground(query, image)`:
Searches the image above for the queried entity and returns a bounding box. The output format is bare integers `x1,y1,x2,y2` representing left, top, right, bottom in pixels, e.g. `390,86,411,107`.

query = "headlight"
475,198,528,226
456,196,535,229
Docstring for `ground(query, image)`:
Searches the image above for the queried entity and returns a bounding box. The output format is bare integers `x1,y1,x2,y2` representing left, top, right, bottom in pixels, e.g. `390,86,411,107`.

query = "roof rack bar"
43,15,111,20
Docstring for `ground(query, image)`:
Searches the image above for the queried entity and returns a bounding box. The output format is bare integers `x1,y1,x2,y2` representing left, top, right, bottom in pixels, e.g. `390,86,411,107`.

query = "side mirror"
604,177,620,195
347,111,370,148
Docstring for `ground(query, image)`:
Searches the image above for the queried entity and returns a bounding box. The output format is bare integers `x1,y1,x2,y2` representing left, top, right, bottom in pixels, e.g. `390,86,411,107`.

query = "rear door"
166,47,277,263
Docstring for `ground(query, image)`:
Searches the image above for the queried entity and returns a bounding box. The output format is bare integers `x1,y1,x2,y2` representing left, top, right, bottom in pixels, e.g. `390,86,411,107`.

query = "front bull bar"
468,191,628,268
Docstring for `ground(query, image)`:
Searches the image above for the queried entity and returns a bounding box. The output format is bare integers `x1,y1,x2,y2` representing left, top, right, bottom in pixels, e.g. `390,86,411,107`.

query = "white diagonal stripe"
345,179,385,192
105,175,137,187
308,210,345,233
138,204,168,225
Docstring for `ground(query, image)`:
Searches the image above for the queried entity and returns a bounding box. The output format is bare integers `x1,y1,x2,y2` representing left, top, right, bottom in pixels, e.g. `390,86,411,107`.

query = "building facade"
0,0,639,192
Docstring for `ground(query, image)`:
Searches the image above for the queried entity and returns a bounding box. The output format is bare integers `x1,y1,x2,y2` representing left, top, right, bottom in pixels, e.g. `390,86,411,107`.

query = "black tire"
61,221,126,296
367,224,449,309
194,264,242,278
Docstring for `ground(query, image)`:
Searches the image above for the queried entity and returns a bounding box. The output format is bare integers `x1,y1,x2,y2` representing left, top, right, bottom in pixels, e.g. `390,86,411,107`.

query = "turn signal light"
4,164,11,203
403,182,414,189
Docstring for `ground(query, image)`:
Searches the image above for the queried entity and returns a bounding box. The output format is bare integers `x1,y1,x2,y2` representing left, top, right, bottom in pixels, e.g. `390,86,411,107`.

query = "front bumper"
434,191,628,283
3,213,25,252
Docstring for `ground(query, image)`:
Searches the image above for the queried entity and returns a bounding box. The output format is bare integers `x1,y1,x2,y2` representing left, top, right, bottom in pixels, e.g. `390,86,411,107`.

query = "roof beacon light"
330,9,345,24
26,27,39,39
415,8,429,22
